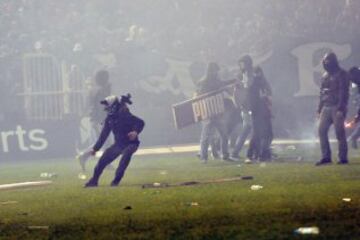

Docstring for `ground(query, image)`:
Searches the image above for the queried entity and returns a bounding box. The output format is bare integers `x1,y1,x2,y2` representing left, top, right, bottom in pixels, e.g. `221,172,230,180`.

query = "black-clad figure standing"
316,52,350,166
85,95,145,187
347,66,360,148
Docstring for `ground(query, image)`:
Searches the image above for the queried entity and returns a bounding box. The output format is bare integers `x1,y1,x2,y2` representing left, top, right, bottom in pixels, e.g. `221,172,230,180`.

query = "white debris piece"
294,227,320,235
250,185,263,190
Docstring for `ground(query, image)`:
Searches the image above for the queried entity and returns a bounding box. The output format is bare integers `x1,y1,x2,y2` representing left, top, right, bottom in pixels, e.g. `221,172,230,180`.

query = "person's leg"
85,144,122,187
232,111,252,158
213,119,229,159
317,107,333,164
111,144,139,186
210,134,220,159
247,113,261,161
332,109,348,163
260,117,273,161
200,120,215,161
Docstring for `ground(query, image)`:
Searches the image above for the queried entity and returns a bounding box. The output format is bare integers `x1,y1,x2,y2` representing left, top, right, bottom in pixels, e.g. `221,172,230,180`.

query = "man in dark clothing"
77,70,112,172
346,66,360,148
196,62,231,162
231,55,272,163
316,52,350,166
85,94,145,187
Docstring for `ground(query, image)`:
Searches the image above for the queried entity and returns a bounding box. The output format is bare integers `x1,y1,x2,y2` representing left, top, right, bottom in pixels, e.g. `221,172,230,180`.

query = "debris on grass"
0,201,18,205
241,176,254,180
40,172,57,178
294,226,320,235
190,202,199,207
28,225,49,230
260,162,267,168
78,173,87,180
123,206,132,210
160,170,168,175
342,198,351,202
236,164,241,167
250,185,263,190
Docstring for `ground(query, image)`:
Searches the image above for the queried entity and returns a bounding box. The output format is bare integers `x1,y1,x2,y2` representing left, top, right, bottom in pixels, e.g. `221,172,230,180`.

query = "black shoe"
315,159,332,166
84,181,98,188
337,160,349,165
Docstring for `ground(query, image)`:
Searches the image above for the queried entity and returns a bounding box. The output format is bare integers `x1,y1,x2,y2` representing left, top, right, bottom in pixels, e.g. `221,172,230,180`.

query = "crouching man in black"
316,52,350,166
85,94,145,187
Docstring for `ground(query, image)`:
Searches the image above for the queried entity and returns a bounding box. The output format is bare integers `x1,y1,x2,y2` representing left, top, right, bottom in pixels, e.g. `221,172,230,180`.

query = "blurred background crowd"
0,0,359,143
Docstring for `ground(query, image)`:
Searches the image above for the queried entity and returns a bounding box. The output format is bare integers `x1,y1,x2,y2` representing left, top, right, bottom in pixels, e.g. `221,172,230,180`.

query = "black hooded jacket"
317,69,349,114
93,109,145,151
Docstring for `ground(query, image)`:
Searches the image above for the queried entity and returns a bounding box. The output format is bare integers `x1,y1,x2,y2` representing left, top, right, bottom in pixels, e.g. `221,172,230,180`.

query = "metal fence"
20,53,87,120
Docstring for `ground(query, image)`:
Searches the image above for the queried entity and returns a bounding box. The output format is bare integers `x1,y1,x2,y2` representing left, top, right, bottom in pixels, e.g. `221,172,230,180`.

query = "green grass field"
1,146,360,240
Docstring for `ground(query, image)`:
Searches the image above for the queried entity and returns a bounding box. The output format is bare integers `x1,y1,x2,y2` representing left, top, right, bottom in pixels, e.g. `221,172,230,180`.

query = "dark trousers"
318,106,347,161
200,119,228,160
247,109,273,160
89,143,138,185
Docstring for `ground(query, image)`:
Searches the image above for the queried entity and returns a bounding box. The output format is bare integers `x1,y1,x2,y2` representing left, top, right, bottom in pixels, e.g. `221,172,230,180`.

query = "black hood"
322,52,340,74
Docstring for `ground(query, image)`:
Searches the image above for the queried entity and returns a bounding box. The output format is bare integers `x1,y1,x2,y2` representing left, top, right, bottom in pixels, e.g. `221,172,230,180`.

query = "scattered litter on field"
294,226,320,235
0,201,18,205
242,176,253,180
260,162,266,168
123,206,132,210
28,225,49,230
250,185,263,190
78,173,87,180
186,202,199,207
286,145,297,150
236,164,241,167
153,182,161,187
160,170,168,175
40,172,58,178
190,202,199,207
342,198,351,202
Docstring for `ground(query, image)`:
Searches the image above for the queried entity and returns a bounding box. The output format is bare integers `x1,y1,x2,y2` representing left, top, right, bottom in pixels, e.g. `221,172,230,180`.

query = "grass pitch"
0,146,360,239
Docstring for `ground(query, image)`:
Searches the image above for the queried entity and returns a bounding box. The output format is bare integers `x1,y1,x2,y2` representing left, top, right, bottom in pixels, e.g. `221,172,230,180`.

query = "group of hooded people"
196,52,360,166
195,55,273,164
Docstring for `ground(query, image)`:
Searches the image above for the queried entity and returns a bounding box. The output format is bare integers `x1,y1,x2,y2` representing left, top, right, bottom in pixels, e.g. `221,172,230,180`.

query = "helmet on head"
100,94,132,116
322,52,339,74
101,95,120,115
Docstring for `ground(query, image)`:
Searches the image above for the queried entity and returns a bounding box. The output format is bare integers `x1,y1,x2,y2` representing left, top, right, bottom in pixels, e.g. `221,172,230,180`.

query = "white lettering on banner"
29,129,48,151
0,126,48,153
15,125,29,151
139,58,194,97
1,131,14,153
192,93,225,122
291,42,351,97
